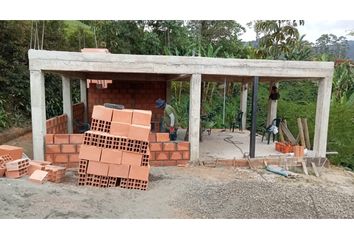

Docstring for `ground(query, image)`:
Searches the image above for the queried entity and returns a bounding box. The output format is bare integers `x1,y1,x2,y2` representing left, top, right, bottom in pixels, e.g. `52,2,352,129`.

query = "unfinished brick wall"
148,133,190,167
45,134,83,168
88,81,165,132
46,115,68,134
46,102,85,134
73,102,85,133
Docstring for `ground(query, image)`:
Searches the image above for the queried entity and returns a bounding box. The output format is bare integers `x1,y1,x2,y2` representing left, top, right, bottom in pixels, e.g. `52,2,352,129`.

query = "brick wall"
46,102,85,134
44,132,190,168
46,115,68,134
88,81,165,132
73,102,85,133
148,133,190,167
45,134,83,168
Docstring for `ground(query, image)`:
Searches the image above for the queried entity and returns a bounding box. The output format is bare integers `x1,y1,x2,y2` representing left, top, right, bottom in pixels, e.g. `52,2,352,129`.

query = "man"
155,98,178,140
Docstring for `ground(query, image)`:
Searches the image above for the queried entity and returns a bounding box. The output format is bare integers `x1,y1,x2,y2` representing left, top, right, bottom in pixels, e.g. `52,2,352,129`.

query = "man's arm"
169,113,175,127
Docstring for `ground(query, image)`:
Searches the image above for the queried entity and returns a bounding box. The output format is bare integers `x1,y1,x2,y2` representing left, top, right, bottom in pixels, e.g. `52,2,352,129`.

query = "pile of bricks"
45,134,83,168
78,105,152,190
0,144,66,184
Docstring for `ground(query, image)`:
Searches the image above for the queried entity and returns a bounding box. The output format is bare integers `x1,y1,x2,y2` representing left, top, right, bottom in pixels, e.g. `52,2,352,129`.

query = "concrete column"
313,76,333,157
266,81,279,126
240,81,248,130
189,74,202,164
166,80,172,103
62,76,73,133
80,79,88,123
30,70,46,160
249,76,259,158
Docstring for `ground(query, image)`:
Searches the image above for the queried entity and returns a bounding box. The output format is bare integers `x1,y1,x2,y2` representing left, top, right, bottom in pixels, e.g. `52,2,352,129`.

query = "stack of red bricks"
78,105,152,190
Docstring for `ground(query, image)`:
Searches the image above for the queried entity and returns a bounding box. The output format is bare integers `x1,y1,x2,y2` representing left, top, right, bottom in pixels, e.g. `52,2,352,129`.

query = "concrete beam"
62,76,73,133
80,79,88,123
30,70,46,160
29,50,334,78
240,81,248,130
189,74,202,164
266,81,279,126
313,75,333,157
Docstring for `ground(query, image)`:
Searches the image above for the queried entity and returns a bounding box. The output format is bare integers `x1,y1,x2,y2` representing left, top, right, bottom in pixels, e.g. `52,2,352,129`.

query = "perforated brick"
5,159,29,171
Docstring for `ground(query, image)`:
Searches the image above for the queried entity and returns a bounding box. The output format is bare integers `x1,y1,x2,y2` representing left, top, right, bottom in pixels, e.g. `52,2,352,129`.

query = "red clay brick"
92,105,113,122
177,160,189,166
149,142,162,152
45,134,54,144
54,134,69,144
122,152,142,166
76,144,81,153
112,109,133,124
78,145,102,162
149,133,157,142
170,151,182,160
129,165,150,181
177,141,190,151
163,142,176,151
108,164,130,178
69,134,84,144
132,110,152,126
28,162,45,176
156,133,170,142
156,152,169,161
182,151,190,160
128,124,150,141
110,122,130,137
87,161,109,176
46,145,61,154
28,170,48,184
45,154,54,162
149,152,156,161
163,160,178,166
61,144,76,153
31,160,52,166
54,154,69,163
0,145,23,160
101,148,122,164
69,154,79,162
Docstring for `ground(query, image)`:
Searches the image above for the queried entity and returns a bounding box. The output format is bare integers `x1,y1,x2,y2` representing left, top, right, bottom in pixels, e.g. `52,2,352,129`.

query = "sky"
239,20,354,43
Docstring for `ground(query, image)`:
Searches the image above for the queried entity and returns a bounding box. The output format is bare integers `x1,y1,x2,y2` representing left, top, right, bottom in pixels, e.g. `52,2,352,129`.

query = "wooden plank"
311,162,320,177
278,125,285,142
280,122,296,145
297,118,306,146
301,161,308,175
302,118,311,149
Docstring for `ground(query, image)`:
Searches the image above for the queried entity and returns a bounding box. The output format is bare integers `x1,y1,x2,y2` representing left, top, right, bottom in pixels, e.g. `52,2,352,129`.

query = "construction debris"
77,105,152,191
0,144,66,183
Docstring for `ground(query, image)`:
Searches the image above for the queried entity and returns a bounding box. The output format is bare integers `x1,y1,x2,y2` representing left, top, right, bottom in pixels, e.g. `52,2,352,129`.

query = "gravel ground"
0,166,354,218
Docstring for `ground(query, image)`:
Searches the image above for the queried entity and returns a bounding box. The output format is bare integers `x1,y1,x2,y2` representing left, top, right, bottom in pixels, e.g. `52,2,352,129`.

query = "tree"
251,20,305,59
314,34,348,59
186,20,245,57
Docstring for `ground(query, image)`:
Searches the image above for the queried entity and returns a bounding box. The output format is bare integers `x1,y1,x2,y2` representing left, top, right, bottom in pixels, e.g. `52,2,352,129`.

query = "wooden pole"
297,118,305,146
302,118,311,149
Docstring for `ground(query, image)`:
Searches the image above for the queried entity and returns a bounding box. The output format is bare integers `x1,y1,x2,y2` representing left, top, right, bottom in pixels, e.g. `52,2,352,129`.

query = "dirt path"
1,166,353,218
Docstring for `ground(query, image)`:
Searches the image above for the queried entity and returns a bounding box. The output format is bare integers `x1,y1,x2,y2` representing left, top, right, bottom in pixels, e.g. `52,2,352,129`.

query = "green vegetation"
0,20,353,169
